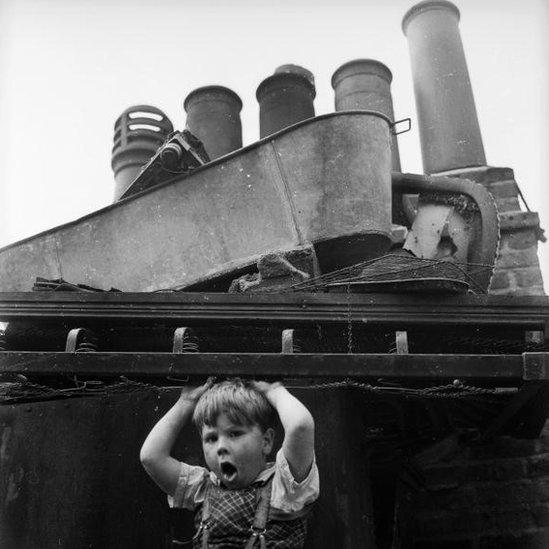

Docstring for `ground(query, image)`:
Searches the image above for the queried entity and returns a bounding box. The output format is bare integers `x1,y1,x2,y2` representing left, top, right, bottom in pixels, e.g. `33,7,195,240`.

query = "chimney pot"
332,59,400,171
256,66,316,138
184,85,243,160
402,0,460,34
402,0,486,174
111,105,173,202
275,64,315,87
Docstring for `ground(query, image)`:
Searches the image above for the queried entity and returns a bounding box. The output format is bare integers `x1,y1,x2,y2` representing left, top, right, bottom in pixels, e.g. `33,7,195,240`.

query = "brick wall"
392,166,548,547
395,430,549,546
450,166,545,296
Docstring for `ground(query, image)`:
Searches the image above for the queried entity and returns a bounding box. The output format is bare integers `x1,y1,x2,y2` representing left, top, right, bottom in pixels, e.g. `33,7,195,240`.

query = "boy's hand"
251,380,283,396
179,376,215,404
252,379,315,483
141,376,215,498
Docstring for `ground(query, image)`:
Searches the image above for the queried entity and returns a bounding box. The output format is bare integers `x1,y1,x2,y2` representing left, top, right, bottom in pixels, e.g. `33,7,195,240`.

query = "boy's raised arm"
253,381,315,483
140,379,212,496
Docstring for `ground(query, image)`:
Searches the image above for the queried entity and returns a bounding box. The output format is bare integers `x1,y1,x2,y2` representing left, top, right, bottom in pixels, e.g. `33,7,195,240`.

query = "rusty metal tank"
0,111,393,291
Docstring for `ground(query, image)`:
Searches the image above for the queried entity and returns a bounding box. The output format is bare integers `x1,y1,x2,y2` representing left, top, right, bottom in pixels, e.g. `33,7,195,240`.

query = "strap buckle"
192,520,209,539
247,527,267,549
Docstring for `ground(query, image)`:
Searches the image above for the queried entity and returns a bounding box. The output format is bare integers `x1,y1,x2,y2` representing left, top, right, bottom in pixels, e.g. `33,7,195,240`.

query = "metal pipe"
402,1,486,174
332,59,401,171
392,171,499,291
111,105,173,202
183,85,242,160
256,65,316,138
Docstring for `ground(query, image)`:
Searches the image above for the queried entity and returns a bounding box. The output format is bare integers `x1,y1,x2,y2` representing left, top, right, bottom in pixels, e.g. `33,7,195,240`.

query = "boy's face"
201,412,274,489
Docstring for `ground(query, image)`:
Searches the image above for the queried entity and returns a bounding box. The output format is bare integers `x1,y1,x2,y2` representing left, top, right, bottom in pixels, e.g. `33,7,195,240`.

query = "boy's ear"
262,427,275,455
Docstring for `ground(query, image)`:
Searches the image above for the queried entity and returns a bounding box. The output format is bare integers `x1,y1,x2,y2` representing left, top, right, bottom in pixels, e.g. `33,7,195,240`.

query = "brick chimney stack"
403,0,545,296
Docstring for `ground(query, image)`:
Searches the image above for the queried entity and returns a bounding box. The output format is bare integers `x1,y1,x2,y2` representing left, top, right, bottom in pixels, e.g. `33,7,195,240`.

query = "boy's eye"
204,434,217,443
229,431,243,438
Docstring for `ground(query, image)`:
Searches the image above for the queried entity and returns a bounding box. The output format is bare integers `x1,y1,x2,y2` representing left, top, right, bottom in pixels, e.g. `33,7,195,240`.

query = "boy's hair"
193,379,275,432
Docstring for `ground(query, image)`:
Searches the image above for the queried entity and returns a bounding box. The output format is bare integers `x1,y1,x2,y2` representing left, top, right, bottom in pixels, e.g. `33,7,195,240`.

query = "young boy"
140,378,318,548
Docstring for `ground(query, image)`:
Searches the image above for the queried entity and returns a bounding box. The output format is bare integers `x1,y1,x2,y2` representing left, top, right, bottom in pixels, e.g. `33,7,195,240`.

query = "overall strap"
244,479,273,549
194,482,213,549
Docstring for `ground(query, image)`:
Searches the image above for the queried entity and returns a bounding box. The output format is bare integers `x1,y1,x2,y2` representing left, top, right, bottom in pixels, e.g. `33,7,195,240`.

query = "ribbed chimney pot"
111,105,173,202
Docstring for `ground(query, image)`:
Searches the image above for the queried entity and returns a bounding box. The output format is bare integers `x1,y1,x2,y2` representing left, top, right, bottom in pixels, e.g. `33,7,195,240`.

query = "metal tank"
0,112,393,291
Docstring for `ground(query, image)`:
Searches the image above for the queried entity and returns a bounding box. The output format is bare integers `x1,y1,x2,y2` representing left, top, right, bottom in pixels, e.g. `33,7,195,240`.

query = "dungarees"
192,477,308,549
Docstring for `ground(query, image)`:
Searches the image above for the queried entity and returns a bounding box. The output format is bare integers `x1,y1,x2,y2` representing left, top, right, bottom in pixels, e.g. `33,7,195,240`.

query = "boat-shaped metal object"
0,112,392,291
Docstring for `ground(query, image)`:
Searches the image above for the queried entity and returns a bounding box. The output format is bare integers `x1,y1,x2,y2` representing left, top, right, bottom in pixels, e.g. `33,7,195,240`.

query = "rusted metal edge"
0,292,547,326
0,352,525,382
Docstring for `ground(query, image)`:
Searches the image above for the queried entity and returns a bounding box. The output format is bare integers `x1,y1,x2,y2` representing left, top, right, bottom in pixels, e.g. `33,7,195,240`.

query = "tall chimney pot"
256,65,316,138
402,0,486,174
332,59,401,171
111,105,173,202
184,85,243,160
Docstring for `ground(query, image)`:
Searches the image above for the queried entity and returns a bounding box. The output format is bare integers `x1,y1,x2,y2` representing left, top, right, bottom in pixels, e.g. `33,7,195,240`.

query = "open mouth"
220,462,238,482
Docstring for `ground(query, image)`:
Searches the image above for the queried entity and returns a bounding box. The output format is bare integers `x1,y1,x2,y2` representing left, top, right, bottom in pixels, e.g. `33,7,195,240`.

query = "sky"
0,0,547,287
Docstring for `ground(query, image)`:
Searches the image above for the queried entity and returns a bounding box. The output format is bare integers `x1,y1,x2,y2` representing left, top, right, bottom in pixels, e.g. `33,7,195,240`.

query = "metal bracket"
0,328,7,351
169,327,199,382
480,352,549,440
120,130,209,199
172,327,199,353
392,117,412,135
282,329,296,354
65,328,98,353
525,319,549,347
522,352,549,381
395,331,409,354
480,381,544,441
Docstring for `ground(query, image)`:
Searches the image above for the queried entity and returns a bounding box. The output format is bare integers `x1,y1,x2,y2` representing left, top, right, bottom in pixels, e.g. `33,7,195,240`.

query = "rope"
268,254,493,294
0,376,513,405
283,378,510,402
0,377,164,404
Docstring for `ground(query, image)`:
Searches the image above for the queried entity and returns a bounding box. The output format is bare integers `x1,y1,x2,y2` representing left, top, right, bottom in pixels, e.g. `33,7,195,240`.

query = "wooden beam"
0,351,526,382
0,292,547,328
